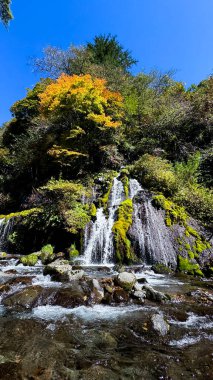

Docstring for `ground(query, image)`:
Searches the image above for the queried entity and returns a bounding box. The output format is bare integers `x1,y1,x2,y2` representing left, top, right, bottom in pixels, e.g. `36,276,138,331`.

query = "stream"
0,256,212,379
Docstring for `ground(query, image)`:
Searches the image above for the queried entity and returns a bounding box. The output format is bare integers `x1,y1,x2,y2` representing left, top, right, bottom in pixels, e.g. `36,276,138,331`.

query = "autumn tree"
39,73,123,170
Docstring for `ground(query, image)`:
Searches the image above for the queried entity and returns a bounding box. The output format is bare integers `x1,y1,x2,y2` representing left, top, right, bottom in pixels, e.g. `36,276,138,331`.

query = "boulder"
3,286,43,310
44,259,84,282
150,313,170,336
53,283,88,308
132,290,146,302
113,288,129,303
19,253,39,266
116,272,136,291
143,284,168,302
91,279,104,303
41,244,54,264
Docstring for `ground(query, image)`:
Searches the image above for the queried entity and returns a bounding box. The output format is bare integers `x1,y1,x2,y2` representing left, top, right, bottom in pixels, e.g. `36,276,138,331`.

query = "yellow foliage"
39,73,123,128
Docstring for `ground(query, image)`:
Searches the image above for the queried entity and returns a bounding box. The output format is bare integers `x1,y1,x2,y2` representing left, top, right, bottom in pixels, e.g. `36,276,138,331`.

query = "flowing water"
83,177,125,264
0,178,212,378
0,256,212,379
83,176,177,268
0,218,13,251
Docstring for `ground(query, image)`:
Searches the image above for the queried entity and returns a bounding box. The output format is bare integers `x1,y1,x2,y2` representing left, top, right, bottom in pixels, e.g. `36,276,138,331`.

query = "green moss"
188,251,195,259
177,255,203,276
0,208,43,221
100,181,113,208
0,252,7,258
194,239,210,253
68,244,79,260
152,194,188,226
90,203,97,217
41,244,54,256
41,244,54,264
152,263,173,274
120,171,129,198
112,199,135,264
185,226,200,239
20,253,38,266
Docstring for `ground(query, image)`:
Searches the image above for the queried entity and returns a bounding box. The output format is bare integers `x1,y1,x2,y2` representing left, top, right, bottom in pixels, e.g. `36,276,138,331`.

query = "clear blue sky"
0,0,212,125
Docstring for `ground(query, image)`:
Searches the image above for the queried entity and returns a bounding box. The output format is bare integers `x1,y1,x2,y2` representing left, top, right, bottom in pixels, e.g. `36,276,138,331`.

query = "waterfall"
83,177,124,264
0,218,13,251
83,175,177,267
129,179,177,267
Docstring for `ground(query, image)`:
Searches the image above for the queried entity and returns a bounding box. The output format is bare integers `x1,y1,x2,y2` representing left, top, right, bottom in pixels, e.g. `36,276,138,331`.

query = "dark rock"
113,288,129,303
53,283,88,307
3,286,44,310
137,277,148,284
143,285,168,302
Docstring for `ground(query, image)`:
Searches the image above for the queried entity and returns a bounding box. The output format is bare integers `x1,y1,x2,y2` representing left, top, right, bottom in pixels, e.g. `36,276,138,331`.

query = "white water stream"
0,218,13,251
83,177,125,264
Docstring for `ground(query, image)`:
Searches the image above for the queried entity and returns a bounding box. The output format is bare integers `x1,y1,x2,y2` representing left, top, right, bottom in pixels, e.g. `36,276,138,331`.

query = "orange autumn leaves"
39,74,123,128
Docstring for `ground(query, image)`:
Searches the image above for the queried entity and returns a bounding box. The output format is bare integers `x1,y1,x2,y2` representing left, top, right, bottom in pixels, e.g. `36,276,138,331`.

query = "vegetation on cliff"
0,35,212,269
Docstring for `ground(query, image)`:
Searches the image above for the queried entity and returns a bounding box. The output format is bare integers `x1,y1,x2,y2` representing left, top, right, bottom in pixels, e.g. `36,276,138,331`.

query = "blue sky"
0,0,212,125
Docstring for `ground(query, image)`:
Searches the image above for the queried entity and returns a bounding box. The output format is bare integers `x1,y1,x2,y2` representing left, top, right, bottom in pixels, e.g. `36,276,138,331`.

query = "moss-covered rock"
90,203,97,218
20,253,38,266
119,170,129,198
68,244,79,261
41,244,54,264
177,255,203,276
112,199,135,264
152,194,188,226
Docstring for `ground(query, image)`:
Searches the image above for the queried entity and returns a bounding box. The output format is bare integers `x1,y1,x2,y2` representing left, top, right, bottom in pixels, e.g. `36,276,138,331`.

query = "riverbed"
0,256,212,379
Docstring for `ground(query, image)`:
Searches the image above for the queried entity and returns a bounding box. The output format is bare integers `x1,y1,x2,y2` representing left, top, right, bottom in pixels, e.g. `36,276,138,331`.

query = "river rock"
113,288,129,303
53,284,88,307
116,272,136,291
143,284,168,302
133,282,144,291
150,313,170,336
3,285,44,310
132,290,146,302
44,259,84,282
91,279,104,303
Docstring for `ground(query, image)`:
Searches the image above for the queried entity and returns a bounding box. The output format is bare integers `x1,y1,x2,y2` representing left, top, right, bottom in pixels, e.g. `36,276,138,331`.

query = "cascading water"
83,177,124,264
0,218,13,251
83,175,177,267
129,179,177,267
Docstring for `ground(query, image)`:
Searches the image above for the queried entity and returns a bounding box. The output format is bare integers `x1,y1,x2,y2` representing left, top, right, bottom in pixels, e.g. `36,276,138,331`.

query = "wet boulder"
116,272,136,291
91,279,104,303
2,285,44,310
53,283,88,308
149,313,170,336
40,244,54,264
132,290,146,303
44,259,84,282
143,284,168,302
113,288,129,303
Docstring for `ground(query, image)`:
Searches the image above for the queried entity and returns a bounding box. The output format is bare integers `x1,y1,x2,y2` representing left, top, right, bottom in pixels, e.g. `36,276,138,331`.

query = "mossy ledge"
112,199,135,264
153,194,211,276
0,208,43,221
119,168,130,198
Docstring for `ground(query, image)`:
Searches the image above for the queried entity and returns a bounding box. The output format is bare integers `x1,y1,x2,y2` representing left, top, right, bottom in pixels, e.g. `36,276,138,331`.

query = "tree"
38,73,123,170
86,34,137,72
0,0,13,26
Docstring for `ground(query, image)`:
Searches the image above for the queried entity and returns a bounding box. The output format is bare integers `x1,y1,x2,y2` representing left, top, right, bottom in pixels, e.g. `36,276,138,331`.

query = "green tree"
86,34,137,72
0,0,13,26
